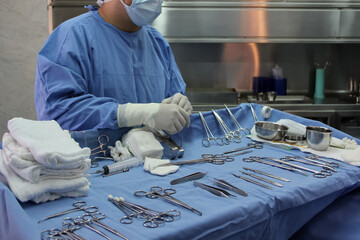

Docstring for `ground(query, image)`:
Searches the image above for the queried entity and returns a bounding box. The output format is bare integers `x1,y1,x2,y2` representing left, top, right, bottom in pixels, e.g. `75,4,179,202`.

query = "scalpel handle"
170,172,207,185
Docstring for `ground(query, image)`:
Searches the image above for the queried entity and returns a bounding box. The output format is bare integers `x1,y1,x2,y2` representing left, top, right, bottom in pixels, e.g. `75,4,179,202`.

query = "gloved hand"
162,93,193,115
117,103,190,134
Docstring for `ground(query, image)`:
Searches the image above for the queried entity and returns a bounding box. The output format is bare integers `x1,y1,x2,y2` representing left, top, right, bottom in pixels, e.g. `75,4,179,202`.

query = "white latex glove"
162,93,193,115
117,103,190,135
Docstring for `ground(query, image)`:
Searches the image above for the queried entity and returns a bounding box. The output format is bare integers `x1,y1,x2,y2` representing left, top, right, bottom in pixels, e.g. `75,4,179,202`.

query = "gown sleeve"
35,26,119,131
167,44,186,97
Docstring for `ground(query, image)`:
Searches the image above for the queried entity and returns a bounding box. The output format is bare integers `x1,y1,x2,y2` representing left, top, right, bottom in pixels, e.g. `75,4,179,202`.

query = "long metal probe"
233,174,272,189
243,167,291,182
239,171,283,187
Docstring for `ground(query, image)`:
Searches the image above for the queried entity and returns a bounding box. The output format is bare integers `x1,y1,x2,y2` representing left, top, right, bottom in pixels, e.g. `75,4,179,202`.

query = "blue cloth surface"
290,187,360,240
1,103,360,240
35,6,185,131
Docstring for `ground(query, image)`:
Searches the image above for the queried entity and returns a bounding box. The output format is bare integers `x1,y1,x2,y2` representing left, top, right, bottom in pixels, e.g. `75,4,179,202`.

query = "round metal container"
284,134,306,144
255,121,289,140
306,126,332,151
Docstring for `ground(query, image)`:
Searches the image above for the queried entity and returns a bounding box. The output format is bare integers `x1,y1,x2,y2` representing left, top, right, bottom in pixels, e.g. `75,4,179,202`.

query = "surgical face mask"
120,0,163,26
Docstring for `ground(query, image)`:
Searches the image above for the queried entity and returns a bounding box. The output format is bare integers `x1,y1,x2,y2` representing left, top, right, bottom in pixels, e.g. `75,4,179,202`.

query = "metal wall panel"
340,10,360,37
171,43,360,93
153,8,340,42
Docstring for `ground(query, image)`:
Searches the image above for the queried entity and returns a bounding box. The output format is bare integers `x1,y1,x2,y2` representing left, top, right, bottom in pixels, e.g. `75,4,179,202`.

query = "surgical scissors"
199,112,224,147
155,153,234,168
38,201,99,223
134,186,202,216
224,143,263,155
262,157,330,178
212,110,241,143
224,104,251,135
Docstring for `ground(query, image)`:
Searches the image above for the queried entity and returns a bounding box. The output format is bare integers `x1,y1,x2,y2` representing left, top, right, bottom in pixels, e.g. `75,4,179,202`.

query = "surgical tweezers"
212,178,248,197
194,181,236,198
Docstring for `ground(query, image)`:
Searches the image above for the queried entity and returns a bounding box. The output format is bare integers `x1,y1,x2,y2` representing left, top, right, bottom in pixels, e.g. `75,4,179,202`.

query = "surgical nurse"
34,0,192,138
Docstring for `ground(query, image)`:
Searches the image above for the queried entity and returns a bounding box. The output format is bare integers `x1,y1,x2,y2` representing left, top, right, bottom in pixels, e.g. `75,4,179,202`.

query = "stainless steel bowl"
306,126,332,151
255,121,289,140
284,134,306,144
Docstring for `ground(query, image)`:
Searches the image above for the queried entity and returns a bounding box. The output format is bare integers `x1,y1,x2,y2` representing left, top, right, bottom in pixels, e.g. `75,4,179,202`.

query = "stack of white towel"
121,128,180,176
122,128,164,159
0,118,91,203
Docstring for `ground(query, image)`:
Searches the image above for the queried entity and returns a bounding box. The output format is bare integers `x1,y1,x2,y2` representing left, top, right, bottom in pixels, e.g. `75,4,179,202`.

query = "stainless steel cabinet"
154,0,360,42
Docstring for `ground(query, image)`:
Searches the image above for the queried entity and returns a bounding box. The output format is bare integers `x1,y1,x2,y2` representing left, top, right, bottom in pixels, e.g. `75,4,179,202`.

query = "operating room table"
1,103,360,240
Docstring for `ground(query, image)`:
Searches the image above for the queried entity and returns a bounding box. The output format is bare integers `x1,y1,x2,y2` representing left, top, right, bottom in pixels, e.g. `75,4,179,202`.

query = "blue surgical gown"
35,6,186,131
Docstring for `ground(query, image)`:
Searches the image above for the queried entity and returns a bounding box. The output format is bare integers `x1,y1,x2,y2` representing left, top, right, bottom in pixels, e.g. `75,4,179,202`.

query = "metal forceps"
81,213,128,240
243,156,308,176
199,112,224,147
212,110,241,143
64,216,112,240
155,153,234,168
90,134,110,157
306,154,341,168
134,186,202,216
224,104,251,136
283,156,336,173
262,157,330,178
41,226,85,240
109,196,181,228
38,201,99,223
249,104,259,123
224,142,263,155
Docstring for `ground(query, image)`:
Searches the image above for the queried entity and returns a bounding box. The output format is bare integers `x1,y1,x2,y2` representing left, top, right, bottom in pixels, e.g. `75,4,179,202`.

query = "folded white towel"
2,133,90,183
143,157,179,176
276,119,307,136
122,128,163,160
341,147,360,166
0,150,90,203
7,118,91,168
